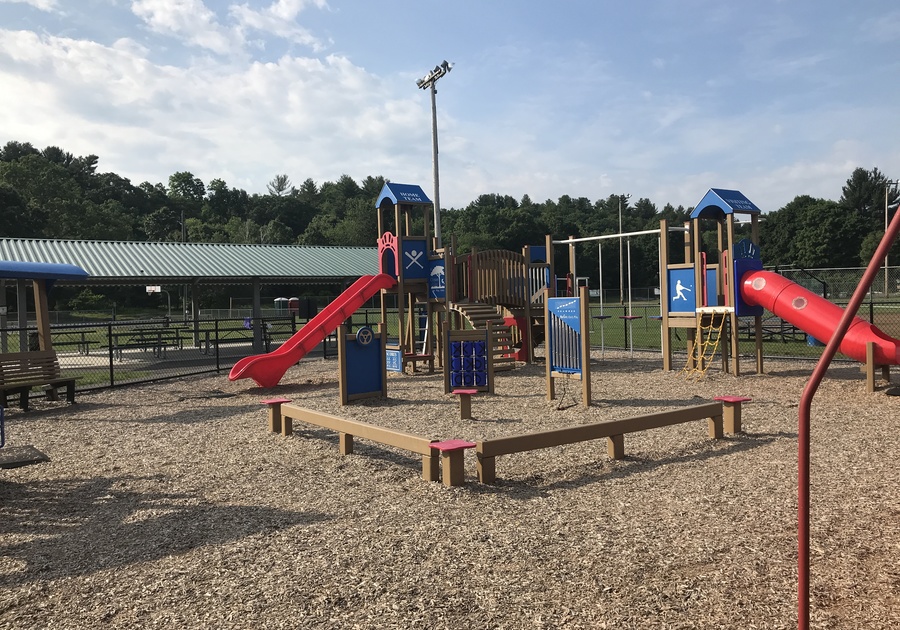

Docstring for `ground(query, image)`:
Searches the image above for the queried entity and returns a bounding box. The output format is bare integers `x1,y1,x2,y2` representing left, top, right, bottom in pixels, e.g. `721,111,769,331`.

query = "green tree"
143,206,180,241
266,174,294,197
168,171,206,201
259,219,294,244
760,195,851,268
0,141,39,161
0,183,33,237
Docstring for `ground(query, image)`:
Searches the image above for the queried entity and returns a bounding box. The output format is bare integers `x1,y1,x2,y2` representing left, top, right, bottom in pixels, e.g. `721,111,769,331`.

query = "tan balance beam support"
430,439,476,486
263,402,478,485
713,395,752,433
476,401,731,484
260,397,292,434
452,388,478,420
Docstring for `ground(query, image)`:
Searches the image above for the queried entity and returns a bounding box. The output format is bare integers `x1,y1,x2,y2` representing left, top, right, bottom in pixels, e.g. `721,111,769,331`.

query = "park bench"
0,350,76,411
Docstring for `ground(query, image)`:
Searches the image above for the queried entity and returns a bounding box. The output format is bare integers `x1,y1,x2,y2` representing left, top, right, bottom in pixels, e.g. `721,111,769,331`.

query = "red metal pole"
797,204,900,629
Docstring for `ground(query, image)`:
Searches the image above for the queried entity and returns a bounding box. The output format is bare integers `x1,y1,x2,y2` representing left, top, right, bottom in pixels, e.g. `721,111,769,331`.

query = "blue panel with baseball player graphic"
667,268,697,313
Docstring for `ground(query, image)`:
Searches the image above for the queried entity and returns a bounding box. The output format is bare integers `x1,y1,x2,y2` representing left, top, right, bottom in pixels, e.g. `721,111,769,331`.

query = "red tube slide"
741,269,900,365
229,273,397,387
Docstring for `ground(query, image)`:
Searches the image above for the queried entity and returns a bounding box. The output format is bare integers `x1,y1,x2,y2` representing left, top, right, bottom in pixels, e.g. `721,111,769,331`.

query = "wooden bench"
0,350,76,411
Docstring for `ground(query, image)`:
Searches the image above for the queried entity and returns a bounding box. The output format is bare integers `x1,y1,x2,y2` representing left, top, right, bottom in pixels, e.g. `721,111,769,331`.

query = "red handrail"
797,203,900,629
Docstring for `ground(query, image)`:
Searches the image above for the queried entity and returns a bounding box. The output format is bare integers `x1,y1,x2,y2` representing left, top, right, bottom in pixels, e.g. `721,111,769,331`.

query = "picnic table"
52,329,97,355
111,328,183,361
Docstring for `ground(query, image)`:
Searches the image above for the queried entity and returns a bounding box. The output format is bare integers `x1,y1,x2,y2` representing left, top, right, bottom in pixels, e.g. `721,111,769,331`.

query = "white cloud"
0,0,59,11
229,0,329,51
0,26,430,193
131,0,237,55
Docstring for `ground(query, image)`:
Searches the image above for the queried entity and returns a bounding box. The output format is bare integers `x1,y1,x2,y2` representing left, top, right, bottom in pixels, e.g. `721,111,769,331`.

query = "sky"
1,0,899,215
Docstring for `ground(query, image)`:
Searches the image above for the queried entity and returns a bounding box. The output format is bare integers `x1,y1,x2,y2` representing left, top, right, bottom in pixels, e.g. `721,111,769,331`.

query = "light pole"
416,60,453,249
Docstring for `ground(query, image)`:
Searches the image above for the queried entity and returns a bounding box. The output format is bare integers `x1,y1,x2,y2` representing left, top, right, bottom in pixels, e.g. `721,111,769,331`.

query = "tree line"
1,139,898,298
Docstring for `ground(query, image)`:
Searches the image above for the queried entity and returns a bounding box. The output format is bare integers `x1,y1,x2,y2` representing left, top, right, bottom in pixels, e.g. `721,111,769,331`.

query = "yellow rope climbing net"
681,312,727,380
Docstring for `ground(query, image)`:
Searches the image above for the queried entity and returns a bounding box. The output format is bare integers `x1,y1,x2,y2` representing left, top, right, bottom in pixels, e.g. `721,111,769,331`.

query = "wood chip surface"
1,351,898,629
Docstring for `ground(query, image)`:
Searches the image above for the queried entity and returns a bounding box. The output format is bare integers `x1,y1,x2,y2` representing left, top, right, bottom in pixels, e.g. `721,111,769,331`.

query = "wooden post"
726,214,741,376
452,389,476,420
423,450,440,483
339,432,353,455
659,219,672,371
545,234,556,298
863,342,889,393
607,434,625,459
579,285,591,408
32,279,53,352
866,341,876,393
545,288,554,401
476,452,496,484
708,414,724,439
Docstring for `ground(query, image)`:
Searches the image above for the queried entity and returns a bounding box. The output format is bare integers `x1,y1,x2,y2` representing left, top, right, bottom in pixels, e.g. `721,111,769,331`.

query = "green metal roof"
0,239,378,286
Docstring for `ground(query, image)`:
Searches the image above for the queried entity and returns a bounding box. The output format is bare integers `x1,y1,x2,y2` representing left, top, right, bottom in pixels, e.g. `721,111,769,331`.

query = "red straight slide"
229,274,397,387
741,269,900,366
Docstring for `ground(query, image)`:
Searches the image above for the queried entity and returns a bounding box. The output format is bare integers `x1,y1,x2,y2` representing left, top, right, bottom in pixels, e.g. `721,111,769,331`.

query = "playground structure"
658,188,900,380
374,183,554,375
231,182,555,388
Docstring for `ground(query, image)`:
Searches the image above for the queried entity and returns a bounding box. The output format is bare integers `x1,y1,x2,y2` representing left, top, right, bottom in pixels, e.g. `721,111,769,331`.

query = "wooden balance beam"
259,400,471,486
475,401,736,484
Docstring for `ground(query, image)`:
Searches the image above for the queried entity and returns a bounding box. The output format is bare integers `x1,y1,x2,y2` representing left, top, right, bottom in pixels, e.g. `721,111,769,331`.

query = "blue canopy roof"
0,260,90,281
689,188,761,219
376,183,432,207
